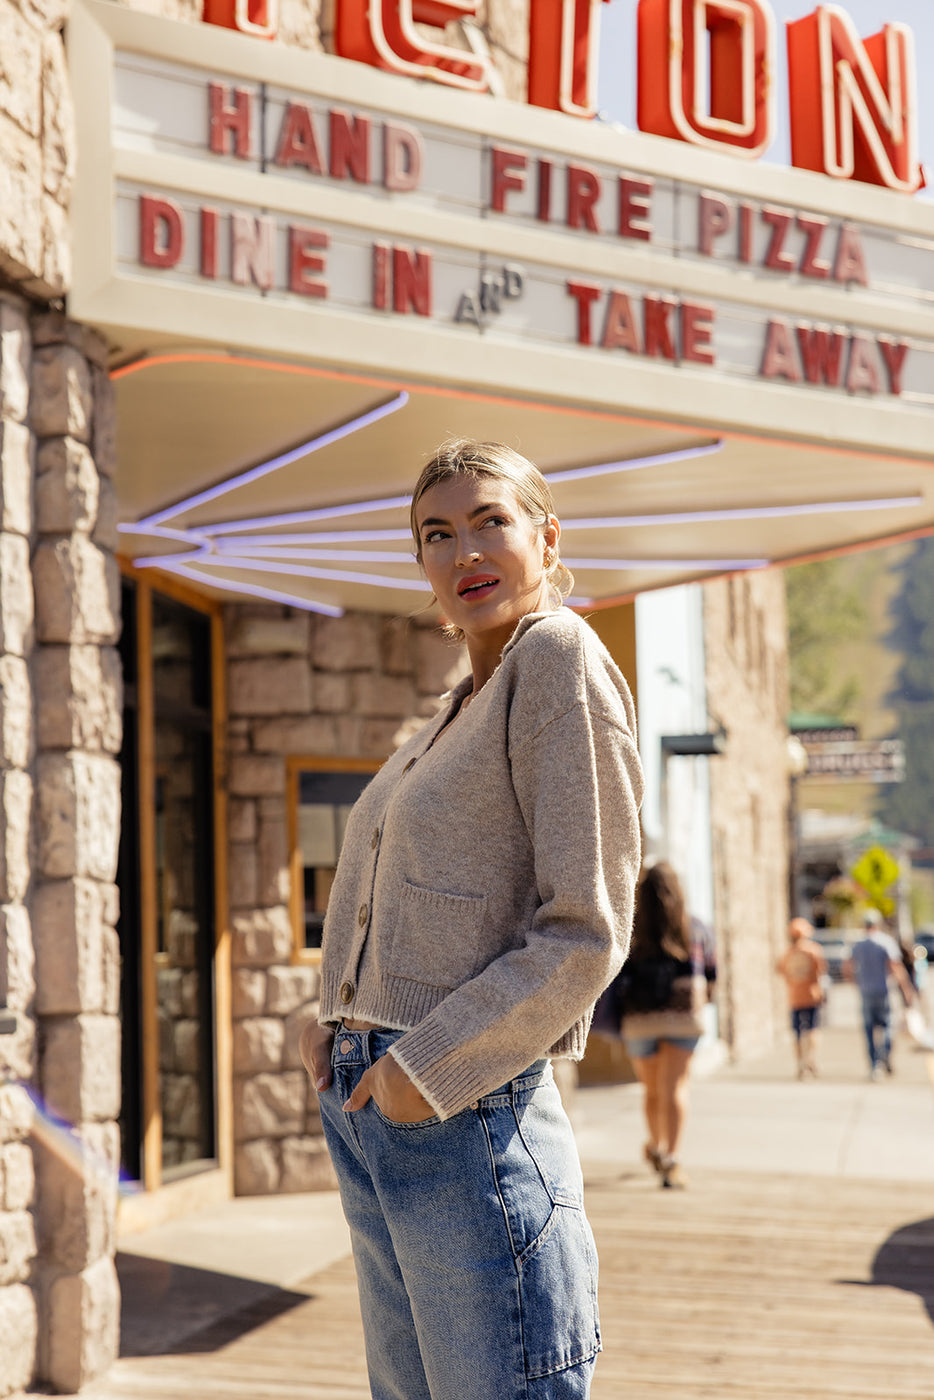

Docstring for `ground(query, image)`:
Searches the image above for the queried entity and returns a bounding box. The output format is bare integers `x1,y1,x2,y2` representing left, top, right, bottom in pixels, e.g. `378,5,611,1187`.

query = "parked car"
913,930,934,963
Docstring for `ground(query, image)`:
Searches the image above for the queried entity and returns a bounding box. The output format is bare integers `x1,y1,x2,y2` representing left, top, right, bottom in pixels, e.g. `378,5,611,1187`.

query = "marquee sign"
112,56,933,407
202,0,926,194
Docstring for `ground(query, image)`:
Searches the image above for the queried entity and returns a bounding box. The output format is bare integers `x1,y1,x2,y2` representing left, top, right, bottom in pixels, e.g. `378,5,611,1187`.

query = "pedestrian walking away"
776,917,827,1079
844,909,917,1080
619,862,709,1190
299,439,644,1400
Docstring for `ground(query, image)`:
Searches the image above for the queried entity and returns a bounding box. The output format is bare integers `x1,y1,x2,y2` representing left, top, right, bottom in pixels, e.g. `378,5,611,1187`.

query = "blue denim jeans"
319,1027,600,1400
861,993,892,1069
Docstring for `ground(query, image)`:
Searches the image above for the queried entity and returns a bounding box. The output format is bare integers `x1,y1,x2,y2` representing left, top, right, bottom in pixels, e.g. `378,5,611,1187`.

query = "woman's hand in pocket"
343,1053,435,1123
299,1021,335,1092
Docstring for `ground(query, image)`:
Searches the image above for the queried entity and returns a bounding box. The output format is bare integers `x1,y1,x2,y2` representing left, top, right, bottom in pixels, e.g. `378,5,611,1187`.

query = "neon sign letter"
787,5,924,194
528,0,610,119
335,1,492,92
638,0,775,158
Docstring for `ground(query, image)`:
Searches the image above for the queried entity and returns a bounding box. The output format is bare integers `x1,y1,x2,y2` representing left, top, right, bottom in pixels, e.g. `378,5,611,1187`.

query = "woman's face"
415,474,559,652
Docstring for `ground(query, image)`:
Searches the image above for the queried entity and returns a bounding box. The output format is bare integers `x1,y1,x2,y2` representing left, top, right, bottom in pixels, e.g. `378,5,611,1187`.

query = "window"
288,757,381,961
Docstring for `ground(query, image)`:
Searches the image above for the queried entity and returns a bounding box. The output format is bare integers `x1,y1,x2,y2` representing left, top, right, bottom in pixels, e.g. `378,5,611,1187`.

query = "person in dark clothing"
619,862,707,1189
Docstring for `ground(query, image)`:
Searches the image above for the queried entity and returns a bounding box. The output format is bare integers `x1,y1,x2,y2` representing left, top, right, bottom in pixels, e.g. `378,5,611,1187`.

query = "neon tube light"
545,441,724,483
140,557,344,616
562,495,923,529
206,555,433,593
135,393,409,529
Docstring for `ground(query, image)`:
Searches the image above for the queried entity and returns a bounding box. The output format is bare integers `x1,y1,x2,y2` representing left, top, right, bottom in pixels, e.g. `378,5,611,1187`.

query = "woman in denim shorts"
300,441,644,1400
619,863,707,1190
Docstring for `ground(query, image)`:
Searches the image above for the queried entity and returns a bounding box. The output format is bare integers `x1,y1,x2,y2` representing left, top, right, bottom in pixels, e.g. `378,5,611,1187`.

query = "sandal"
644,1143,664,1174
660,1157,688,1189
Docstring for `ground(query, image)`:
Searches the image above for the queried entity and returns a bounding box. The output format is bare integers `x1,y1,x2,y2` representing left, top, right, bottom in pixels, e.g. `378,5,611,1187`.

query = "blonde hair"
410,440,573,640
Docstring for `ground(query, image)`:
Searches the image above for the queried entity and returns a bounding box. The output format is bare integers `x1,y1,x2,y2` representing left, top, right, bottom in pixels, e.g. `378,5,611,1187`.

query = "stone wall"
0,0,72,299
0,298,122,1395
703,570,791,1060
226,606,467,1195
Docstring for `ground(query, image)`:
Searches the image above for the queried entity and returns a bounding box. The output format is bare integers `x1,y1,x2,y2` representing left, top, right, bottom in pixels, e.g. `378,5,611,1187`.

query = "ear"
544,515,560,552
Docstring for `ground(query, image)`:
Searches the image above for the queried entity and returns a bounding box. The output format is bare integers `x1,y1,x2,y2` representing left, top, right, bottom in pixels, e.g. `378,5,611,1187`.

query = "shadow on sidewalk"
116,1251,311,1358
839,1216,934,1326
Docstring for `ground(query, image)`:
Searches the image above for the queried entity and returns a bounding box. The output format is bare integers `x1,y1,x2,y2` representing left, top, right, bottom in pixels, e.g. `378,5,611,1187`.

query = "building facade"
1,0,932,1390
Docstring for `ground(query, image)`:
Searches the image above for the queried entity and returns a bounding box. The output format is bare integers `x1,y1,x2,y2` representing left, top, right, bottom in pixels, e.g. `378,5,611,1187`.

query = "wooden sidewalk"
71,1161,934,1400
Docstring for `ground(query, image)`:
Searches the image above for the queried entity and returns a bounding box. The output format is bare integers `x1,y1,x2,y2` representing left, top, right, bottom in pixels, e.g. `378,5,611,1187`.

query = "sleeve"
388,695,644,1120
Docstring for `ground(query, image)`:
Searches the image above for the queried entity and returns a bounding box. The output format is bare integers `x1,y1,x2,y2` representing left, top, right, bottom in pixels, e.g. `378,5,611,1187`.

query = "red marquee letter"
528,0,610,118
274,103,325,175
490,149,528,214
393,247,432,316
289,227,328,298
140,196,183,269
335,1,492,92
638,0,775,158
796,325,845,386
383,123,424,192
567,166,601,232
208,83,253,160
787,7,924,193
567,281,602,346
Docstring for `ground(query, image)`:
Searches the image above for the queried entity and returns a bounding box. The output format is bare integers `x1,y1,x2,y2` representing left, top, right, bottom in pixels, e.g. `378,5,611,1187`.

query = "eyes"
421,515,509,547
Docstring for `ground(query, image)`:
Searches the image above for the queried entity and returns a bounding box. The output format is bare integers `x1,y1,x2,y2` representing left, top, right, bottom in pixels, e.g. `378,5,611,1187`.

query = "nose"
455,535,482,567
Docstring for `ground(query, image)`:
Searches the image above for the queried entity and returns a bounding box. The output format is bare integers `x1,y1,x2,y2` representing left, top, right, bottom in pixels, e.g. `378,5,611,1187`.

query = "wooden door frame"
118,560,232,1226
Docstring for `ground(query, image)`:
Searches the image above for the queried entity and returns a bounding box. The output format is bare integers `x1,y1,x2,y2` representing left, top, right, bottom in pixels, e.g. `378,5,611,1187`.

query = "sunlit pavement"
38,982,934,1399
573,982,934,1184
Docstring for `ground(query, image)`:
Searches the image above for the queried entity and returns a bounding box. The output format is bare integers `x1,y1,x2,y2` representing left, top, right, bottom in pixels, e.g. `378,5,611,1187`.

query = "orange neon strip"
109,351,686,435
110,349,931,472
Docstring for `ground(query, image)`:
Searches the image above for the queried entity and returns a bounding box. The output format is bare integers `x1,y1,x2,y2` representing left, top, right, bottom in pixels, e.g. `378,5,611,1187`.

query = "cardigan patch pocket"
390,880,488,988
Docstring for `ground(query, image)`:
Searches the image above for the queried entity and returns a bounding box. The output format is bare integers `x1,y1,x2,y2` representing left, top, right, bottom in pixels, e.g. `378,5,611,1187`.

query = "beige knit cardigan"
318,609,644,1119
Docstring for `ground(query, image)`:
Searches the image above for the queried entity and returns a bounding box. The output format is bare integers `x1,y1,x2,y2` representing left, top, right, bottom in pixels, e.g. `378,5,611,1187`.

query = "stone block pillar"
0,291,39,1399
29,312,123,1394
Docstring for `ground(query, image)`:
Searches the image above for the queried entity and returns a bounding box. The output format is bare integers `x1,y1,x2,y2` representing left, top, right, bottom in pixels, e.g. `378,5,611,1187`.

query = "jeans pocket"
369,1100,441,1130
517,1203,600,1378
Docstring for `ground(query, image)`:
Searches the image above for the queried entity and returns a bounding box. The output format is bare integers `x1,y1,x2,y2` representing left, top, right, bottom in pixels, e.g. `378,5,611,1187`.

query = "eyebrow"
418,502,509,531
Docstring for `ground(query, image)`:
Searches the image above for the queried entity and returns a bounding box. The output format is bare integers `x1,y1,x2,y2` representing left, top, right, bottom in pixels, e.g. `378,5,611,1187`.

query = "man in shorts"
776,918,827,1079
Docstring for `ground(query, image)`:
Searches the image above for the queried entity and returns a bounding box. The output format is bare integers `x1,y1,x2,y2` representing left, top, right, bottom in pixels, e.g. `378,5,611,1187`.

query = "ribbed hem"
321,969,591,1119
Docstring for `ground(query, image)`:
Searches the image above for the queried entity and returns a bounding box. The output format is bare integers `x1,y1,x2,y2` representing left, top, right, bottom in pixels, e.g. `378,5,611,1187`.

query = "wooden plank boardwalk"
67,1162,934,1400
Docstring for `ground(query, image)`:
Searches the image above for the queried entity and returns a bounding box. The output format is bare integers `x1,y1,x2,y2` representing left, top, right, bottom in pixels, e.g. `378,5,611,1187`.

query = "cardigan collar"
435,609,567,717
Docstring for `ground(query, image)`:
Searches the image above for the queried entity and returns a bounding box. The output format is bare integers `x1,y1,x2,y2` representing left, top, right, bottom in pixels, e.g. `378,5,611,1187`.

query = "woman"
620,862,705,1190
300,439,643,1400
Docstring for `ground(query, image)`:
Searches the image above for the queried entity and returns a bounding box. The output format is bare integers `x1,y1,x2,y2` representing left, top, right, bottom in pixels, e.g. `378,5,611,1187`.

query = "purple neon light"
117,522,209,542
207,555,432,593
215,546,417,563
137,392,409,529
562,495,923,529
211,530,413,546
206,495,413,537
140,557,344,616
545,441,724,484
213,545,768,571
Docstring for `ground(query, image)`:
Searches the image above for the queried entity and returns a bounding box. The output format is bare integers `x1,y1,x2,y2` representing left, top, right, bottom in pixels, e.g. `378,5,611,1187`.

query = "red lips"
457,574,499,597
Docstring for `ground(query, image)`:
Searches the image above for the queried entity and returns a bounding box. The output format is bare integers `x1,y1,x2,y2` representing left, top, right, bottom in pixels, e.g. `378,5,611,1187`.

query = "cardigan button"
371,828,380,850
358,903,368,927
340,982,355,1004
403,757,417,773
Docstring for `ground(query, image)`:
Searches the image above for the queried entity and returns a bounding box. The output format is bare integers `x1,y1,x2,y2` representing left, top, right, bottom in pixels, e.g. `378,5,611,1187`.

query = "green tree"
784,559,867,719
880,538,934,846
